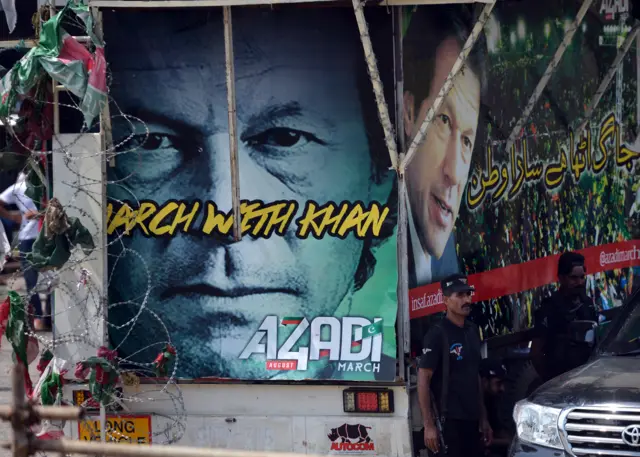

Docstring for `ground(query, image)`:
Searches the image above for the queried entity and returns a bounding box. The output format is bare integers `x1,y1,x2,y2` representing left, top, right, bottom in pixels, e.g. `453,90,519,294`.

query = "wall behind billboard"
103,7,398,381
405,1,640,341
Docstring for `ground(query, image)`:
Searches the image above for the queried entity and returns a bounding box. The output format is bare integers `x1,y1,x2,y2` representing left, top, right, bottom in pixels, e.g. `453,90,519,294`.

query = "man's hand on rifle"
481,418,493,447
424,422,439,454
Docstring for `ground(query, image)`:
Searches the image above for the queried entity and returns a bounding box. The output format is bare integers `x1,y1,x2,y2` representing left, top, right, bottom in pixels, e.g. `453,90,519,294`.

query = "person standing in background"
531,252,597,383
479,358,512,457
0,169,20,252
417,274,492,456
0,172,49,330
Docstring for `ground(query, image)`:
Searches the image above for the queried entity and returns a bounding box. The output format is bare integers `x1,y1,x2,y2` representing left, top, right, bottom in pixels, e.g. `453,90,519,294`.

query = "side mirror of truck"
568,320,598,346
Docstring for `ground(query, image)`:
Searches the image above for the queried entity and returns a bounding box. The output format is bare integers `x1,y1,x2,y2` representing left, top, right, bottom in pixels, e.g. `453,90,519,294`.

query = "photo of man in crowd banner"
103,7,398,381
406,1,640,342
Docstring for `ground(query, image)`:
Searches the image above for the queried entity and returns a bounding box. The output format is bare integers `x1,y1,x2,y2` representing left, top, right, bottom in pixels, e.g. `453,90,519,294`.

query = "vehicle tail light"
343,389,394,413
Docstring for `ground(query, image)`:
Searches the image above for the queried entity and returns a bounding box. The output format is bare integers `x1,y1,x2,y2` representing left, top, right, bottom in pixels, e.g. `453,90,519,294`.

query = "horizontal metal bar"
0,405,85,421
565,423,626,433
568,435,625,445
573,448,640,456
28,438,327,457
89,0,490,6
572,406,640,413
91,0,333,7
384,0,492,3
0,36,90,49
0,39,38,48
568,412,640,421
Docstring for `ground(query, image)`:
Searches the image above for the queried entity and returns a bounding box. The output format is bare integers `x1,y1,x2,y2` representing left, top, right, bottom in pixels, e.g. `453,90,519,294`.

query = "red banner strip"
409,240,640,320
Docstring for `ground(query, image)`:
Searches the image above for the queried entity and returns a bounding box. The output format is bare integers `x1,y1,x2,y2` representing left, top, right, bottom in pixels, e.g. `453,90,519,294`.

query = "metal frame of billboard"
503,0,594,155
398,0,496,175
85,0,493,8
352,0,400,169
3,0,635,384
0,0,498,380
575,21,640,134
223,6,242,241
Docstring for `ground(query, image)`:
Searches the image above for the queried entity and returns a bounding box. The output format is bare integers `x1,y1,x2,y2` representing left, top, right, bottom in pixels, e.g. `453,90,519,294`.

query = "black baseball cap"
441,273,475,296
480,358,507,380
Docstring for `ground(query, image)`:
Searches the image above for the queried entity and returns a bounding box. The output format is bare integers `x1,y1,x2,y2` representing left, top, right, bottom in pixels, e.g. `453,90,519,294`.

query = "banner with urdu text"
405,0,640,341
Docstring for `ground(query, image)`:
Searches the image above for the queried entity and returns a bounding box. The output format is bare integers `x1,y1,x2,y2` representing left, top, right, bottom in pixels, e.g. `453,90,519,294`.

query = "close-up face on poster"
407,1,640,342
103,7,398,381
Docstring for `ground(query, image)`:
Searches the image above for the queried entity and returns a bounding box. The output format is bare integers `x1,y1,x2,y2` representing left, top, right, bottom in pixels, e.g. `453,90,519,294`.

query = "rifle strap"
440,323,450,423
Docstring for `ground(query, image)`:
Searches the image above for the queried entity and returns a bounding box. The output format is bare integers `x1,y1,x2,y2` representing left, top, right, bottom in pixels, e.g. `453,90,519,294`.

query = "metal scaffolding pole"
399,1,496,175
352,0,399,170
575,22,640,135
224,6,242,241
504,0,594,155
10,363,27,457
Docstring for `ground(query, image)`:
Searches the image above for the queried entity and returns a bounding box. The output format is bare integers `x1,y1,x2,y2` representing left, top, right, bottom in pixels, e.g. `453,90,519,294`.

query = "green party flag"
5,291,27,366
40,371,63,406
359,320,383,340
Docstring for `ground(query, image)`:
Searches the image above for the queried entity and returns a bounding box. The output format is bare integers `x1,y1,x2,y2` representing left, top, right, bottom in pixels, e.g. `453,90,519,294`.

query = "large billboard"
103,7,398,381
405,1,640,341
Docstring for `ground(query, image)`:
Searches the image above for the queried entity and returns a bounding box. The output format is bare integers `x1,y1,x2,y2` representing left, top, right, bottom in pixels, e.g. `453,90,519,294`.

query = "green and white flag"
354,320,383,342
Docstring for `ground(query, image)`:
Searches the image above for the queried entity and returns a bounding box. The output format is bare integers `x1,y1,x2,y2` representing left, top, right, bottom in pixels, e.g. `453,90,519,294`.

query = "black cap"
480,358,507,380
441,273,475,296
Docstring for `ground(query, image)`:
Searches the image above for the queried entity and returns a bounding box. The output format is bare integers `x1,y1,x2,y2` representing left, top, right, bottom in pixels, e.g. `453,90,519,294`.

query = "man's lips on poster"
430,192,453,229
162,283,300,302
161,283,301,332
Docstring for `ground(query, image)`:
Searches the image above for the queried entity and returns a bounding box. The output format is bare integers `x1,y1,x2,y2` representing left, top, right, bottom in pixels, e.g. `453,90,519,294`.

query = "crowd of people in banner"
458,160,637,339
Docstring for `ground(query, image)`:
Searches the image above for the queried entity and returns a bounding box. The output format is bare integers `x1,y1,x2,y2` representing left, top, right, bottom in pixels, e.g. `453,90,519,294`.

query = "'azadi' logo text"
239,316,383,374
600,0,630,20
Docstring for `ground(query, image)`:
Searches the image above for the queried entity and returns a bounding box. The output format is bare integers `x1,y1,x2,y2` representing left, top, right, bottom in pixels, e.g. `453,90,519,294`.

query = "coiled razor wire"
0,67,187,447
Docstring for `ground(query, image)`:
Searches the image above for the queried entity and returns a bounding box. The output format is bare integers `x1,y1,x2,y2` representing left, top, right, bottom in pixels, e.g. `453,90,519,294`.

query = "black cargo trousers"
427,419,483,457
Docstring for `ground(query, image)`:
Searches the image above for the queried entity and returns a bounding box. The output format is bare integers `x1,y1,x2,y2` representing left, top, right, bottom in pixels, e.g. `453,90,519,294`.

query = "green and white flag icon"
355,320,383,342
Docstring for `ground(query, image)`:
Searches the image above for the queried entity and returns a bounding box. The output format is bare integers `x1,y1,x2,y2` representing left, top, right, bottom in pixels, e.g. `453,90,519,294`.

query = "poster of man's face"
104,7,398,380
403,6,488,287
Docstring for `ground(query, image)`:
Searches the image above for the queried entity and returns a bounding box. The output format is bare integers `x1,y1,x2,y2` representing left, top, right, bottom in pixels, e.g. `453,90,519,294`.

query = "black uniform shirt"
533,291,598,380
419,318,482,421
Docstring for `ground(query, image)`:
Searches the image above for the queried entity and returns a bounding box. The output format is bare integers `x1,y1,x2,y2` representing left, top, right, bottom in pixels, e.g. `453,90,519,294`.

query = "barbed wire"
0,55,187,446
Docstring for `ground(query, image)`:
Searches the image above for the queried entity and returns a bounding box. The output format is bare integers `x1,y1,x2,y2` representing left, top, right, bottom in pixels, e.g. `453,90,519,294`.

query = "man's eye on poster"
101,2,640,381
104,7,398,381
